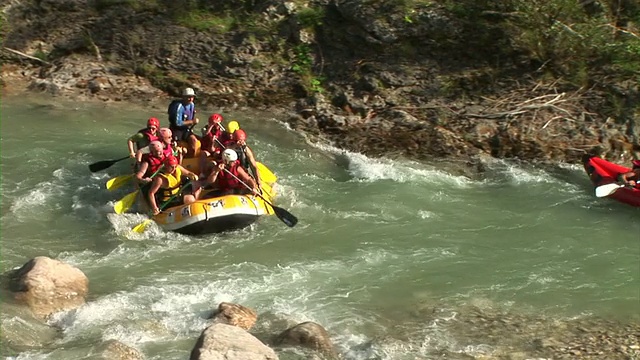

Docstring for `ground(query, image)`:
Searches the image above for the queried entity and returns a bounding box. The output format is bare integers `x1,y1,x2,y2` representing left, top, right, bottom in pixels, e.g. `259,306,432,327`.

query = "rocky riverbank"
1,0,638,166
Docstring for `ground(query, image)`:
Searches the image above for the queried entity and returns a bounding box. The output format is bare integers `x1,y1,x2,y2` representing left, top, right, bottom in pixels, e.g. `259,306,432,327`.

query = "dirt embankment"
1,0,638,165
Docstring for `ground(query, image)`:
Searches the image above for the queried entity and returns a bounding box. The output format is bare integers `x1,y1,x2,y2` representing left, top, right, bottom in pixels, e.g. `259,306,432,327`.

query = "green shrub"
176,10,234,32
297,6,325,29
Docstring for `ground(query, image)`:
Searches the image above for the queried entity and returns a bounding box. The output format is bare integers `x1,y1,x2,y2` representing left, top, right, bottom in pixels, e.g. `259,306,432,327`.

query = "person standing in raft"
619,160,640,187
127,117,159,158
205,149,258,196
147,156,200,216
168,87,200,157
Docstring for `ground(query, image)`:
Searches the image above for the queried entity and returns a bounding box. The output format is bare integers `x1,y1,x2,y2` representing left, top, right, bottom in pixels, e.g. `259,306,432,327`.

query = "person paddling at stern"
205,149,258,196
618,160,640,187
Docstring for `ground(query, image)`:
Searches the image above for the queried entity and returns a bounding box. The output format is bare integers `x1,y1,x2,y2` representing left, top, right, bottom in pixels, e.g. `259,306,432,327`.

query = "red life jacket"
219,131,232,143
221,138,236,149
200,126,223,151
163,144,174,159
136,128,159,149
142,153,164,177
215,161,242,190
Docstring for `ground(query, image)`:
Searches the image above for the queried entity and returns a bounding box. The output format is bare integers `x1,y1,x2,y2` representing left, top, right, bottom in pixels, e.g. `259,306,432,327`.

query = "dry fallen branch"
2,47,51,65
463,85,588,124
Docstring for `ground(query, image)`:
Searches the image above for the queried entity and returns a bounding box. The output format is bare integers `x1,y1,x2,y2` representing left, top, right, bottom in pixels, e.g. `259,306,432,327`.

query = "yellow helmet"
227,121,240,133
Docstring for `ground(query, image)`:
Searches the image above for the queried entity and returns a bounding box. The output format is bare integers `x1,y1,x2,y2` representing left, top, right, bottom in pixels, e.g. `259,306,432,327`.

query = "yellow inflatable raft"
140,157,280,235
150,182,276,235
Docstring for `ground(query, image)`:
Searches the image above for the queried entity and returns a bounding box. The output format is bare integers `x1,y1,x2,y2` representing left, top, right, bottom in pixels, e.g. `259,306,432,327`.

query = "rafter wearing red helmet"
227,129,262,189
127,117,160,158
147,156,201,215
198,113,226,177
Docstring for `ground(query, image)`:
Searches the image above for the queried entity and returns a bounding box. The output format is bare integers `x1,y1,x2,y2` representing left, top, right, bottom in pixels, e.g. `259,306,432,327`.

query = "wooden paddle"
223,168,297,227
106,174,134,191
89,156,130,172
595,183,626,197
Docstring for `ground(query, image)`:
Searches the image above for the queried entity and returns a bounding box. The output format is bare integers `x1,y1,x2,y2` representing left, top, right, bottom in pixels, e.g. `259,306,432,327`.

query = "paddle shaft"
131,181,194,233
89,155,130,172
155,180,194,213
213,138,260,184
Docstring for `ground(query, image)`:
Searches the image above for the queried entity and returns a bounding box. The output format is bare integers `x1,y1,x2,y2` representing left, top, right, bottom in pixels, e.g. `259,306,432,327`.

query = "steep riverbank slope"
1,0,638,164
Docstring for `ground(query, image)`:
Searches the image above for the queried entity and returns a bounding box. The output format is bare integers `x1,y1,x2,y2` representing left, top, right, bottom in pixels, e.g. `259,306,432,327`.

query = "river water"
1,95,638,359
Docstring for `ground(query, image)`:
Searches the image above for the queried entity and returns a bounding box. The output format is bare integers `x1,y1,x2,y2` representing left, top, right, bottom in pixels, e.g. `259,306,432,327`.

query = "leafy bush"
175,10,234,32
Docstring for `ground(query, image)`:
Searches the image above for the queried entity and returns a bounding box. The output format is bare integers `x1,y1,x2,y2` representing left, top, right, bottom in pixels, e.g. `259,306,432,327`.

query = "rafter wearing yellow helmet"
227,121,240,134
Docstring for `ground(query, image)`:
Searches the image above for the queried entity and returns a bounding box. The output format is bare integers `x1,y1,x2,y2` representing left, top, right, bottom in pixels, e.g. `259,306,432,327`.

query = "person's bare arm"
135,146,150,163
620,170,639,186
244,146,260,186
127,133,144,157
237,166,257,192
148,177,164,215
135,162,149,182
206,163,223,185
127,139,136,158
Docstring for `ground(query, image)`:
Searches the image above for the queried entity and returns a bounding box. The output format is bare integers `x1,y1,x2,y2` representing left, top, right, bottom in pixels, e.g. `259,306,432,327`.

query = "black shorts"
171,128,193,142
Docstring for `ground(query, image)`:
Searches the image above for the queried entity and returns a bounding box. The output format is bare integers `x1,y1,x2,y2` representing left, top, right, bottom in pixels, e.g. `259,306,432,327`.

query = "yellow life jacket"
159,167,182,202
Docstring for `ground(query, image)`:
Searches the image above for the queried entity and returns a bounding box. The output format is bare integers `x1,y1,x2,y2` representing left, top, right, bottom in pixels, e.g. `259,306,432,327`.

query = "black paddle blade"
88,156,129,172
89,160,117,172
273,205,298,227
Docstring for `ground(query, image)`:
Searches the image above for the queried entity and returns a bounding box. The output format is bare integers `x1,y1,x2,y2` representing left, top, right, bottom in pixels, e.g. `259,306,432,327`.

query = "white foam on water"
418,210,437,219
527,272,559,285
56,249,101,266
52,168,72,181
556,161,583,171
313,142,472,186
48,294,138,337
9,181,66,220
481,157,575,188
101,323,162,345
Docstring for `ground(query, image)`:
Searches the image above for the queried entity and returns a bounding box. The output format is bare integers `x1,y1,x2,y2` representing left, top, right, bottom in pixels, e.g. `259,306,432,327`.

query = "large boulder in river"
274,321,338,358
190,323,277,360
98,339,144,360
7,256,89,319
209,302,258,331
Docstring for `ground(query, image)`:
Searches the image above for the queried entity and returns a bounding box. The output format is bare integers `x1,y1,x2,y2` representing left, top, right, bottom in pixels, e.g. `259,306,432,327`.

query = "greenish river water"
1,95,638,359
